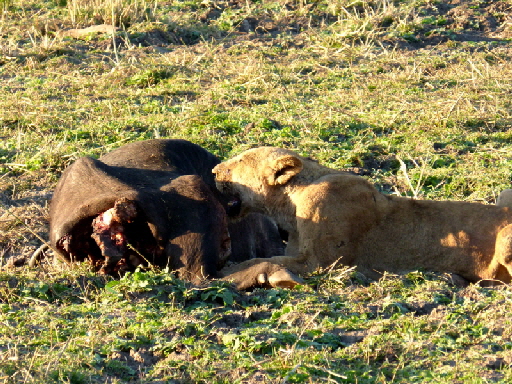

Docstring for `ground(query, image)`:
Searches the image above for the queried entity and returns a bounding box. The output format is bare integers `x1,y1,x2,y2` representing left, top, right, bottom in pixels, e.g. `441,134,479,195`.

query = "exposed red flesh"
91,199,138,273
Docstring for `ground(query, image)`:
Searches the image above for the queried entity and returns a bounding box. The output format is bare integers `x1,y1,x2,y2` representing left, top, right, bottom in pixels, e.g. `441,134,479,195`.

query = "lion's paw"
258,269,304,289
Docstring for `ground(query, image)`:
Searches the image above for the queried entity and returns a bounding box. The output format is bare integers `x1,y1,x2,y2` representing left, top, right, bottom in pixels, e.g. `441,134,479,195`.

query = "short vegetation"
1,0,512,382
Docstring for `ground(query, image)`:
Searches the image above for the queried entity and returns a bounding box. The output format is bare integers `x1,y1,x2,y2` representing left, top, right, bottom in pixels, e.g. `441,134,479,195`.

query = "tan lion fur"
214,147,512,289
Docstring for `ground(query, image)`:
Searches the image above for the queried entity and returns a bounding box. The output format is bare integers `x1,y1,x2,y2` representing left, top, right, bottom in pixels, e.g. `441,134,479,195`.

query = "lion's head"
213,147,303,217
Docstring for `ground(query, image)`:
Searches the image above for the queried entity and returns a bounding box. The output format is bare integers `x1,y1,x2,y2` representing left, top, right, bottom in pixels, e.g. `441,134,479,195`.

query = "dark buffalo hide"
49,139,284,283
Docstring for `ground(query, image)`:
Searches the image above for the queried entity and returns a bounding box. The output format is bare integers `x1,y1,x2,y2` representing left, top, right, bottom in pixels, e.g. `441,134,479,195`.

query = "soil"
194,0,512,47
0,172,52,268
412,0,512,46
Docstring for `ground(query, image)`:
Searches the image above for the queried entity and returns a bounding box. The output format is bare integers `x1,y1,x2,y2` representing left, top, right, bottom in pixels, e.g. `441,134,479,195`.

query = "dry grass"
67,0,157,26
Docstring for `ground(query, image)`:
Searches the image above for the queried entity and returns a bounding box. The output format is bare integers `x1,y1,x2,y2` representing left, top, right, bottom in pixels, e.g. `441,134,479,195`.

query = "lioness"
213,146,512,289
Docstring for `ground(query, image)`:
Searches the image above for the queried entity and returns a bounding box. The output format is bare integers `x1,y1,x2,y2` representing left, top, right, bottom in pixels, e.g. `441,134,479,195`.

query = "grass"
1,0,512,382
2,267,512,383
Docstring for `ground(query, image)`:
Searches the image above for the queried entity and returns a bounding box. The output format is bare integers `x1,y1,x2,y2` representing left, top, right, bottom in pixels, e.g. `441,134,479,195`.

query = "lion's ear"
265,155,303,185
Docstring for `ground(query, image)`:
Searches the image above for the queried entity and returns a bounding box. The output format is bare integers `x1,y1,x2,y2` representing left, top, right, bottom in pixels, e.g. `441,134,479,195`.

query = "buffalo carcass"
49,139,284,284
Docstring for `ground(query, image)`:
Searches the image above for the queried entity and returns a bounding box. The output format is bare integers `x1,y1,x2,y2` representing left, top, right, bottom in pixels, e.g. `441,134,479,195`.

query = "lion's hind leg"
497,189,512,208
489,224,512,285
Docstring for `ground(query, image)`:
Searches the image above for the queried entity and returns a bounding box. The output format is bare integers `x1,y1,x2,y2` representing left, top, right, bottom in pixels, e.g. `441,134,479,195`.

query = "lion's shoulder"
290,172,378,211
